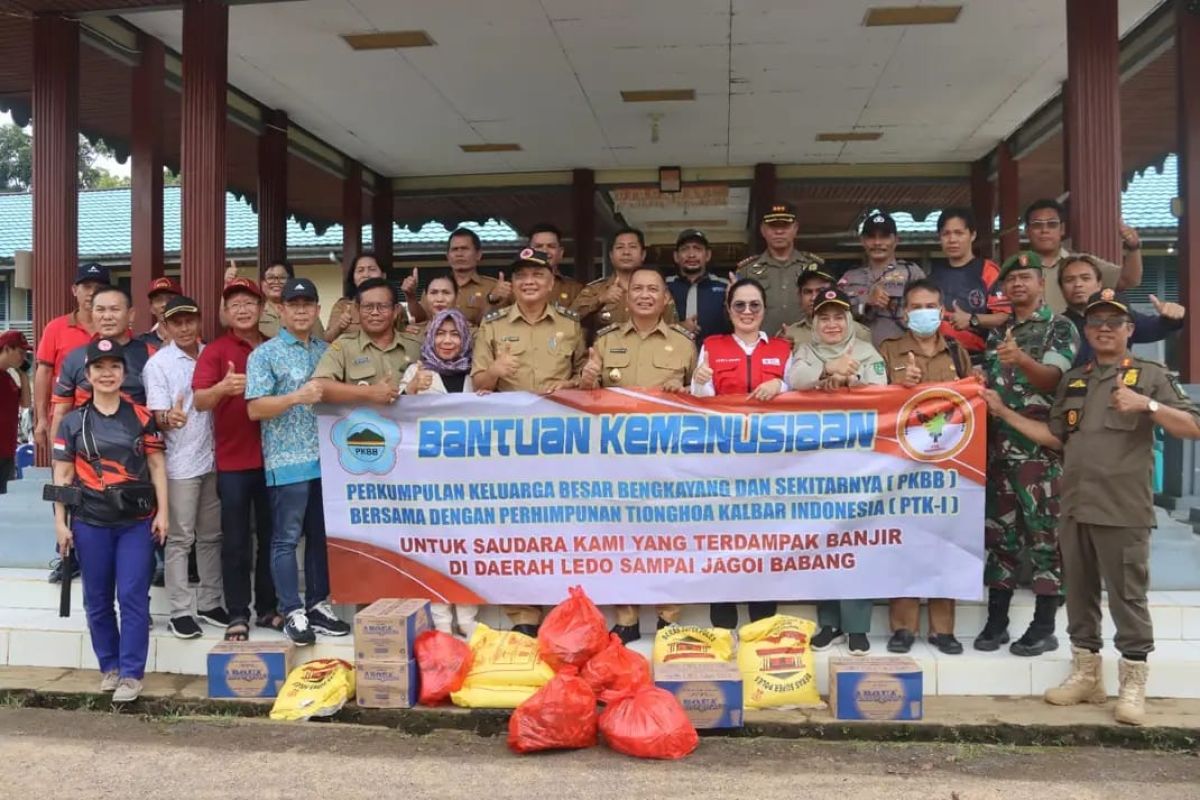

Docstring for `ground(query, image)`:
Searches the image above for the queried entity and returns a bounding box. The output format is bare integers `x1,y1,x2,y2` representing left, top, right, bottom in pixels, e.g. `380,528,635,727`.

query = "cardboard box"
355,659,420,709
654,661,744,729
353,598,433,663
207,641,295,698
829,657,923,721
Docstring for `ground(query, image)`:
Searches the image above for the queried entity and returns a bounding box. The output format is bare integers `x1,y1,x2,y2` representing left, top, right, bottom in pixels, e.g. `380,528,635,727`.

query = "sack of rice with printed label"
450,623,556,709
736,615,820,709
269,658,356,722
652,625,735,664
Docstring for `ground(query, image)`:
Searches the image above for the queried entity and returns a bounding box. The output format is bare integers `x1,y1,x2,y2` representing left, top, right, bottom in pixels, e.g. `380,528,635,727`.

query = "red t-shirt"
36,312,93,419
0,371,19,458
192,331,265,472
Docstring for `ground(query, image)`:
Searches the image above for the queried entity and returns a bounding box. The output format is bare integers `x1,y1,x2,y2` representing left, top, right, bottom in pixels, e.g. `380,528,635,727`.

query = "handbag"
81,404,157,517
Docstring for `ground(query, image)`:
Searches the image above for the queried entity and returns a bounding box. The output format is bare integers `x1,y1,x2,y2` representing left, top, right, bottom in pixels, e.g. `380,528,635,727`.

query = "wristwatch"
969,313,980,328
1147,399,1159,414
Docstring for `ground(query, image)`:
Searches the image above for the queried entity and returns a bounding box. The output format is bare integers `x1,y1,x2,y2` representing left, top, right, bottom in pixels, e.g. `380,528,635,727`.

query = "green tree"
0,123,132,190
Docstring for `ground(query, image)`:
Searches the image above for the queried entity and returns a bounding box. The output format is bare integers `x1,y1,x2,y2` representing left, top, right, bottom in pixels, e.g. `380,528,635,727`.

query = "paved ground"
0,707,1197,800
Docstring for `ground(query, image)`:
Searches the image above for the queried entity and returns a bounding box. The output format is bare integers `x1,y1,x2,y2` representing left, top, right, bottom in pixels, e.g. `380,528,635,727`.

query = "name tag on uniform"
1066,378,1088,397
608,347,628,354
353,356,371,365
503,336,520,342
762,358,782,366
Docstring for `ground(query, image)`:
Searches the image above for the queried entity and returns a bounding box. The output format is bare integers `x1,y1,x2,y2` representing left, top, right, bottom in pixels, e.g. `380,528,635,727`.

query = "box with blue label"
207,641,295,699
829,657,923,721
654,662,744,729
355,659,420,708
353,598,433,663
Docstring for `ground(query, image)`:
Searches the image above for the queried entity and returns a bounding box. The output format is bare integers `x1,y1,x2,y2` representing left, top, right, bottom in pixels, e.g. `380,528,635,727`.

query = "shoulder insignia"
1122,368,1141,387
482,308,507,324
736,255,757,270
595,323,619,338
670,324,696,341
330,341,341,351
1067,378,1087,388
1168,373,1190,401
586,276,608,287
798,252,826,266
553,303,579,321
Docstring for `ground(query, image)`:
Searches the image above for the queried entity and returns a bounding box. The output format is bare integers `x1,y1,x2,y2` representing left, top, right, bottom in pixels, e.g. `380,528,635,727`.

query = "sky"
2,110,131,178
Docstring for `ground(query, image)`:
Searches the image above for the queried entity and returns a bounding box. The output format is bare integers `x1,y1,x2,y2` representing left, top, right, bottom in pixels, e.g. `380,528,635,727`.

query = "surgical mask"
906,308,942,337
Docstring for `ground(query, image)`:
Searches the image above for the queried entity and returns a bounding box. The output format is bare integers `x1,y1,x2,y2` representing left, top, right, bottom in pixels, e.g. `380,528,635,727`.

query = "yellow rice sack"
450,624,555,708
450,683,540,709
737,615,820,709
652,624,735,664
269,658,356,721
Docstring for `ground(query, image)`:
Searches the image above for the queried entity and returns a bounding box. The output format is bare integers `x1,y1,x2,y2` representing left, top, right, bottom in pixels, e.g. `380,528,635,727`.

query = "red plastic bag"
507,665,598,753
582,633,652,695
537,585,608,670
415,630,473,706
598,685,699,760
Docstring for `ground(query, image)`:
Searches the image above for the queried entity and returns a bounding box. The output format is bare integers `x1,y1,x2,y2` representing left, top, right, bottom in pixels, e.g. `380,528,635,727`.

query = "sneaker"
611,623,641,644
99,670,120,693
197,607,231,628
151,565,165,588
848,633,871,655
307,601,350,637
810,626,845,651
111,677,143,703
887,629,915,653
47,557,79,584
168,615,203,640
929,633,964,655
512,624,539,638
284,609,316,646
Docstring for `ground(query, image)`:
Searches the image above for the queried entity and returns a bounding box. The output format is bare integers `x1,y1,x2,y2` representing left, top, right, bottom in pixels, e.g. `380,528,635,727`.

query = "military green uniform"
571,274,678,342
311,329,422,384
982,304,1080,596
1050,356,1199,656
780,317,871,351
259,300,325,339
735,250,824,339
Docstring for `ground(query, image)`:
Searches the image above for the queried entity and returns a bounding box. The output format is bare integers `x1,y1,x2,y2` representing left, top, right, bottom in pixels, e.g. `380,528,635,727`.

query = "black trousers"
710,601,776,629
217,468,277,622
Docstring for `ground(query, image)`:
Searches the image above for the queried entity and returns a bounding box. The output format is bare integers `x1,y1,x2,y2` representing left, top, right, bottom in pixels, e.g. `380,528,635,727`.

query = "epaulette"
736,255,758,270
482,307,507,324
586,276,609,287
595,323,619,338
329,340,342,351
670,324,696,341
799,251,826,266
553,303,579,321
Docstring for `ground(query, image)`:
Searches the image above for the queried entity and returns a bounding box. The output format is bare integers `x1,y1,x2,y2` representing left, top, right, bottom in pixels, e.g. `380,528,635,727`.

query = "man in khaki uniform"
312,279,420,404
878,279,971,657
528,223,585,308
571,227,677,342
781,269,871,350
736,202,824,337
984,289,1200,726
580,266,696,642
472,248,587,636
409,228,508,327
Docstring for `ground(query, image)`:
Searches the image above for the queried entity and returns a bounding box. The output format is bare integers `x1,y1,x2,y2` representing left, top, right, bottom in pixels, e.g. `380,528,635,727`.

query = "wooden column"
1065,0,1122,263
131,33,165,332
371,175,393,272
31,14,79,334
180,0,228,341
970,157,995,260
750,162,777,253
997,142,1020,259
1178,0,1200,382
342,160,363,276
572,168,596,282
257,109,288,272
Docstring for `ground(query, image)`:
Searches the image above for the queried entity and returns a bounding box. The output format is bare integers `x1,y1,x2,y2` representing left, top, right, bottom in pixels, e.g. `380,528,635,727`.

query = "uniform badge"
560,292,569,301
1068,379,1087,388
1123,369,1140,387
600,311,612,322
1169,374,1189,401
664,345,674,352
1066,409,1079,428
469,291,481,306
353,356,370,365
608,368,621,382
609,347,627,354
547,336,558,353
873,361,885,375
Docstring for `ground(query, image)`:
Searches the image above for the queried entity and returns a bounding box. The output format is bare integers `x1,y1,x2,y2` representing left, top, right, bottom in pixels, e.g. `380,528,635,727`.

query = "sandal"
256,612,285,631
224,622,250,642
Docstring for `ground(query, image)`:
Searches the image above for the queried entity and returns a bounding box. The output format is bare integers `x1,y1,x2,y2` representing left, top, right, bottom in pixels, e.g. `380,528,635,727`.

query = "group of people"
28,198,1199,725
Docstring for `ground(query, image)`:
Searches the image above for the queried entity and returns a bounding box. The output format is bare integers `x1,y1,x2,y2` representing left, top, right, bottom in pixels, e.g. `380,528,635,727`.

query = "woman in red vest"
690,278,790,629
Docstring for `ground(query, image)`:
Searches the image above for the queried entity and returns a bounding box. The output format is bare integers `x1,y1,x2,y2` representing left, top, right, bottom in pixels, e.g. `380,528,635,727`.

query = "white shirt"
143,342,214,479
690,331,769,397
397,363,474,395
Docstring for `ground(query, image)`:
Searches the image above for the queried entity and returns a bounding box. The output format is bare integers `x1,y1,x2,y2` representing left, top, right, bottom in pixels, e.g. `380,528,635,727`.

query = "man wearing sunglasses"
984,289,1200,726
1023,199,1143,313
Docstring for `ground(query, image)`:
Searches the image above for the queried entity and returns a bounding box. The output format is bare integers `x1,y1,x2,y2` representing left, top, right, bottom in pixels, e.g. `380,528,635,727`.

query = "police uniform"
311,329,422,385
571,274,678,343
838,259,926,347
737,203,824,337
259,301,326,340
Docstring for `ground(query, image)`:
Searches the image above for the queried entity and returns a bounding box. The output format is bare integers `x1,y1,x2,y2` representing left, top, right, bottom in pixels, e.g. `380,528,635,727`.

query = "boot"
1010,594,1060,657
973,588,1012,651
1044,647,1106,706
1114,658,1148,726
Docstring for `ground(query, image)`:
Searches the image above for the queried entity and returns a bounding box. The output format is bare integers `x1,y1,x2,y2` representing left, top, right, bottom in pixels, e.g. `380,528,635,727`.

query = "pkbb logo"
332,409,401,474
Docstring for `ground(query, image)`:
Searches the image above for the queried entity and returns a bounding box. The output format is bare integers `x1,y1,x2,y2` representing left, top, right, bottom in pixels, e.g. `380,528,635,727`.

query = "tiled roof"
0,185,520,262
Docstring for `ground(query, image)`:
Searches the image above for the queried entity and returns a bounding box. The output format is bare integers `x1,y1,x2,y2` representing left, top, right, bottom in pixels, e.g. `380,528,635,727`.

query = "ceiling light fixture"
621,89,696,103
459,143,522,153
816,132,883,142
864,5,962,27
341,30,436,50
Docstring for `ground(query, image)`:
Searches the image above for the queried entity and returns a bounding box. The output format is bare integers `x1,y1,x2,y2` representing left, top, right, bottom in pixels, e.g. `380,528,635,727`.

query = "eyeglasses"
1026,219,1062,231
1084,317,1129,330
359,303,394,314
731,300,763,313
225,301,259,312
262,274,289,283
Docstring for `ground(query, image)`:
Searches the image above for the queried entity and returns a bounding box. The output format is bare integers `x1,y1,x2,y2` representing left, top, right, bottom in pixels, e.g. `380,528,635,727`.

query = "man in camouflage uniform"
978,252,1079,657
735,201,824,337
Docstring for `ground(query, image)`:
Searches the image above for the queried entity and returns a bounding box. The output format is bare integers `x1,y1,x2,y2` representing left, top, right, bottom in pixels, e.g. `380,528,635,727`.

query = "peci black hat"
812,287,852,314
162,295,200,320
85,337,125,366
796,268,836,288
281,277,319,302
860,211,897,237
510,247,553,271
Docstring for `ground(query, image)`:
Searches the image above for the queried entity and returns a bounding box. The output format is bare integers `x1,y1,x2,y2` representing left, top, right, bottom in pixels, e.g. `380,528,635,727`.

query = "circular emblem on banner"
332,409,401,475
896,387,974,463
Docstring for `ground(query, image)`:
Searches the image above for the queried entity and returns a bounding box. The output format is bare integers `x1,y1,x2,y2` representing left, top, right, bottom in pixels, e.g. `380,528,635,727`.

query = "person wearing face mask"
666,228,730,347
878,280,972,656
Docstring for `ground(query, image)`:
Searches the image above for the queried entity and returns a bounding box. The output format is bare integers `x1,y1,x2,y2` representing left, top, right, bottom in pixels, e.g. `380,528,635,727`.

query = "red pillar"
181,0,228,342
750,162,777,253
31,14,79,336
970,157,995,260
371,175,394,272
131,33,165,333
257,109,288,271
997,142,1020,260
1064,0,1122,263
1178,0,1200,382
572,168,596,282
342,160,363,276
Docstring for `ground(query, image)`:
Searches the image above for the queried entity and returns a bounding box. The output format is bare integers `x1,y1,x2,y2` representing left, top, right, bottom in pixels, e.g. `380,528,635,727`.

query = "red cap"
147,277,183,297
0,331,32,351
222,277,263,300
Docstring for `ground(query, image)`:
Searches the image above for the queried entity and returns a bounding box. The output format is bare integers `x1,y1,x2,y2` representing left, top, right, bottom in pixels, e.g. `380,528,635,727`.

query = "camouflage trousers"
984,456,1063,596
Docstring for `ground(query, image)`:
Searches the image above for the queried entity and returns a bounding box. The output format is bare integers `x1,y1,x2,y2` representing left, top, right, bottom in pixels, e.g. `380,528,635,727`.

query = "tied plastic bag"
269,658,355,722
737,614,820,709
415,630,473,706
507,665,598,754
581,633,652,695
652,625,735,664
598,685,699,760
451,623,556,709
537,585,609,670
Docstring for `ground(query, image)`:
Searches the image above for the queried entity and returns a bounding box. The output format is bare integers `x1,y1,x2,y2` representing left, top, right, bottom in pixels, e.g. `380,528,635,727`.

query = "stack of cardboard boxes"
353,598,433,708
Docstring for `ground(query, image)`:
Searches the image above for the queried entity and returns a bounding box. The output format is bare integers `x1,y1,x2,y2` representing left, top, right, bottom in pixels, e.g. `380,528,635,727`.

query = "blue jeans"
218,469,277,623
73,518,154,679
267,479,329,615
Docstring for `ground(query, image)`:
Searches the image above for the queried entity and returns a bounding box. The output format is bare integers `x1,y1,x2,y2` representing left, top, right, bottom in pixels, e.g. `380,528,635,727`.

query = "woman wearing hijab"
786,287,886,655
398,308,478,637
